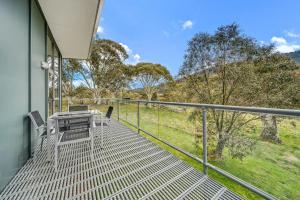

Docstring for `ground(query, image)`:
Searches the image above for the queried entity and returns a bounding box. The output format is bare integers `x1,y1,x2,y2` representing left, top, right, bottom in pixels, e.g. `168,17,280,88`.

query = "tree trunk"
214,136,227,159
260,114,281,143
146,94,152,107
93,89,101,104
67,96,73,105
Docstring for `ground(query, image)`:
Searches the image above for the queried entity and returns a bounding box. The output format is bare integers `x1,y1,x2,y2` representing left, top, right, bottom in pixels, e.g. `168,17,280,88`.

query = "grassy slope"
116,104,300,200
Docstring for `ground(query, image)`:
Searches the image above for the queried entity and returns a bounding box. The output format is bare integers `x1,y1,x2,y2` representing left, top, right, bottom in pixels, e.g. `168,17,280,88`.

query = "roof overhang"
38,0,104,59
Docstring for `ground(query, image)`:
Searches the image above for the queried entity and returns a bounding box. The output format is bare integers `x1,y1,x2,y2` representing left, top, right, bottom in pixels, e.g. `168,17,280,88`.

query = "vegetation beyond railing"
62,98,300,200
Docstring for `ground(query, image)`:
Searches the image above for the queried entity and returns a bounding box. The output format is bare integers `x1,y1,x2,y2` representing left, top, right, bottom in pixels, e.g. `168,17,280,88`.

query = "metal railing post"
137,101,140,134
117,100,120,121
126,100,128,121
157,104,160,138
202,108,208,175
107,98,292,199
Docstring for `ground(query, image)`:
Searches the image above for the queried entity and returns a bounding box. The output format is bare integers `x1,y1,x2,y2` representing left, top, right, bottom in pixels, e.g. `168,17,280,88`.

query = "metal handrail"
120,99,300,117
67,97,300,199
113,98,300,200
73,97,300,116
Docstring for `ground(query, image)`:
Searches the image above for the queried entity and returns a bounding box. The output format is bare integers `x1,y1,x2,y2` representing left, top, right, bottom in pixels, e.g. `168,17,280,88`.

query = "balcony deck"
0,120,242,200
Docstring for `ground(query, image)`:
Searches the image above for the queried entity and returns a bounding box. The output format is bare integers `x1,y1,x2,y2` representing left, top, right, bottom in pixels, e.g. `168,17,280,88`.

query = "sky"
96,0,300,76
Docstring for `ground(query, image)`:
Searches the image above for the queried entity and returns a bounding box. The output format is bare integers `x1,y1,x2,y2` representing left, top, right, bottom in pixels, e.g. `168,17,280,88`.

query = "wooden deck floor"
0,120,243,200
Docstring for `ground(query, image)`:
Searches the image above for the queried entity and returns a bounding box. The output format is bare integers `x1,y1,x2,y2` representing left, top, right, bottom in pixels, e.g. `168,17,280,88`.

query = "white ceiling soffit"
38,0,104,59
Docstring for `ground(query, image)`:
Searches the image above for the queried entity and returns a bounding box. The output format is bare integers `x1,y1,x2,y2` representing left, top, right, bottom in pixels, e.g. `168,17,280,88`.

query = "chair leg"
40,137,44,151
109,122,111,135
101,120,104,149
34,140,39,163
107,121,111,140
55,144,58,172
34,134,42,163
91,136,94,161
58,146,61,158
101,130,103,149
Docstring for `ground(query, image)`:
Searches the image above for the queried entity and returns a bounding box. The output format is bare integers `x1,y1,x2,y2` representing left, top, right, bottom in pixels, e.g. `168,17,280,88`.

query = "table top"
50,110,102,120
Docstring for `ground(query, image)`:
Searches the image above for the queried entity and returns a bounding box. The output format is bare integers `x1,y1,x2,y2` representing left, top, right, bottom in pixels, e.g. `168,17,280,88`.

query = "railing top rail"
115,99,300,117
69,98,300,117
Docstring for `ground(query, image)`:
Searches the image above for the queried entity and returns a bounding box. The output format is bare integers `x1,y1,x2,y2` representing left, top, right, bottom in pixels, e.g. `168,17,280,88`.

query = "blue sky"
96,0,300,76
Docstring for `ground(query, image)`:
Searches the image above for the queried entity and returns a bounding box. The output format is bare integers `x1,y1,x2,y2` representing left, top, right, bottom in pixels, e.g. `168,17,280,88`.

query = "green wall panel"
0,0,47,191
30,0,46,154
0,0,30,191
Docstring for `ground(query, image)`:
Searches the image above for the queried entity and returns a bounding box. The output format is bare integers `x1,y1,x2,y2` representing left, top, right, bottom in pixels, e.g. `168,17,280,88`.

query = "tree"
76,39,131,103
73,85,93,101
62,59,81,103
134,62,173,102
180,23,299,159
180,23,260,159
251,51,299,143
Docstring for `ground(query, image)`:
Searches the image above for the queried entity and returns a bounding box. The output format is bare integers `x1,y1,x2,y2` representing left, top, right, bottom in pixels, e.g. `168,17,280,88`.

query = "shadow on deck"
0,120,242,200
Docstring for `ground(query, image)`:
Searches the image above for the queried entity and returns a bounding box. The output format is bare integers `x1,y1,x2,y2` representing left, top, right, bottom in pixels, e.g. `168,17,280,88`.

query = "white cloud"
271,36,287,45
119,43,132,55
284,30,300,38
274,44,300,53
119,42,141,64
133,54,141,63
270,36,300,53
182,20,193,30
97,26,104,34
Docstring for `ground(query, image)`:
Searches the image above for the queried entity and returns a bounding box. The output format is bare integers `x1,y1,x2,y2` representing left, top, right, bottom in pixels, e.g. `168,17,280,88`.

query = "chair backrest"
58,115,91,131
69,105,89,112
28,111,45,129
105,106,114,119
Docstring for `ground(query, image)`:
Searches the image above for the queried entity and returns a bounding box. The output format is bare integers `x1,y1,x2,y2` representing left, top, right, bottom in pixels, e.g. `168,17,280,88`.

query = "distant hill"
287,50,300,65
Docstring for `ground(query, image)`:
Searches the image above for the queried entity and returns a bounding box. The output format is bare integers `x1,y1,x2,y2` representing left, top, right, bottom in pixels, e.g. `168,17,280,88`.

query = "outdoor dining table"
46,110,103,162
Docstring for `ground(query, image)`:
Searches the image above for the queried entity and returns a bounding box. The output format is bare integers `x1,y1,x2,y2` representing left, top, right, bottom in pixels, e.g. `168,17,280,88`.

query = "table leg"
46,119,52,162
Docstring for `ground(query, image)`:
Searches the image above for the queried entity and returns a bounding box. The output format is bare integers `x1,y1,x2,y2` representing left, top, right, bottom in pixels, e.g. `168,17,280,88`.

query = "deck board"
0,120,243,200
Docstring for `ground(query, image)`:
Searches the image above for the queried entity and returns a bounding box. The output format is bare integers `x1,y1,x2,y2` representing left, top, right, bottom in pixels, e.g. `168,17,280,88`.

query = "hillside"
288,50,300,65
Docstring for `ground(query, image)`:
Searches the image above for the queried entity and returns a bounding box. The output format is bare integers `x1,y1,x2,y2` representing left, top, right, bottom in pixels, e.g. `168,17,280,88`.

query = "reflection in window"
47,35,61,116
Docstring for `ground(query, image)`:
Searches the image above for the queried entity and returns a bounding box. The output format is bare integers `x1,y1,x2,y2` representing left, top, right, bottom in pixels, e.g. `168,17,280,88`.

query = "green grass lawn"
62,100,300,199
116,103,300,200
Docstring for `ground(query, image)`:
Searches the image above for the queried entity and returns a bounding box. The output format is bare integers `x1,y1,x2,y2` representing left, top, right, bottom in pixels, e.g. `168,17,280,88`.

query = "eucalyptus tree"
180,23,299,159
62,59,81,103
134,62,173,102
251,51,299,143
77,39,131,103
180,24,259,159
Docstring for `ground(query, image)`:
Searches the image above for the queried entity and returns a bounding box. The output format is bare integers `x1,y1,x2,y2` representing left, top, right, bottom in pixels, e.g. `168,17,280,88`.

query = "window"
47,32,61,116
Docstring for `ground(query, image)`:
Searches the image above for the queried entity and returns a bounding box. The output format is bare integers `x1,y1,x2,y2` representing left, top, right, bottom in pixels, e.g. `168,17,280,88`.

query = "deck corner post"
202,107,208,175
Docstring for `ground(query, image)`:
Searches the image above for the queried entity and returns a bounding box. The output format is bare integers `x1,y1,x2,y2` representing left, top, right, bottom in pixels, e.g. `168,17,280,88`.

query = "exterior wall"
30,0,46,154
0,0,47,191
0,0,30,191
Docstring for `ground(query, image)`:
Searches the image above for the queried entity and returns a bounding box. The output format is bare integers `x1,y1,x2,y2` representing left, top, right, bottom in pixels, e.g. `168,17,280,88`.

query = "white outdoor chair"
28,111,54,161
54,114,94,172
